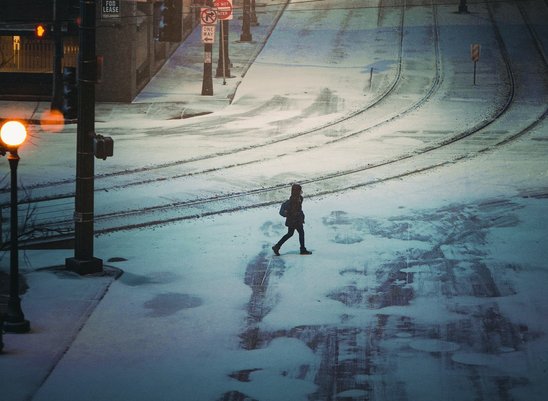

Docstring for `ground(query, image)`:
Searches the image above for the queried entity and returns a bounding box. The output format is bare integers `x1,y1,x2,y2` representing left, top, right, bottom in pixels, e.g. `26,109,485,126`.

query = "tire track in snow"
226,196,532,400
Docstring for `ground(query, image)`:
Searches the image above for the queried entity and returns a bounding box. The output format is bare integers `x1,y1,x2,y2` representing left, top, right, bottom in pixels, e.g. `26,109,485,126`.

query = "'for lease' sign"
102,0,120,19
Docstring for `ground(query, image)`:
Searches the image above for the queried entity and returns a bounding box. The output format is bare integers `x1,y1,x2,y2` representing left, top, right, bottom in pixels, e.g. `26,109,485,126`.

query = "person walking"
272,184,312,256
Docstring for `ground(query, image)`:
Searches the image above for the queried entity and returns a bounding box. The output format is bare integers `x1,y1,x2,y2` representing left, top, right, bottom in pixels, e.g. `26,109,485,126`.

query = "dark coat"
285,195,305,228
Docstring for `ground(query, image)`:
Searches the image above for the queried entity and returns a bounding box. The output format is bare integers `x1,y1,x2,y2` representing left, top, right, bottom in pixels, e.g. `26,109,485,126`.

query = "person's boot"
272,245,281,256
300,247,312,255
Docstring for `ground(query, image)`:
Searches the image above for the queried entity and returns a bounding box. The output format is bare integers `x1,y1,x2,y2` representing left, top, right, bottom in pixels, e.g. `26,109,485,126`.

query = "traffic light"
62,67,78,119
158,0,182,42
35,23,48,38
93,134,114,160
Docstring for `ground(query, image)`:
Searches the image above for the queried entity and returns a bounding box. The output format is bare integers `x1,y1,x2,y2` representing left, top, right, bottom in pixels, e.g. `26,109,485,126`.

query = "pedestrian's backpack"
279,200,290,217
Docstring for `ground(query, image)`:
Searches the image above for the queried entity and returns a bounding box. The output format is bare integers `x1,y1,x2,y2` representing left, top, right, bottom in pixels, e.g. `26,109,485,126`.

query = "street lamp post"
0,120,30,334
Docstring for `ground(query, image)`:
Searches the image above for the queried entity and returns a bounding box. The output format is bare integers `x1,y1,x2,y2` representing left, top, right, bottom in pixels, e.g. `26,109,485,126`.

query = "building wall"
96,2,139,102
0,0,196,102
96,0,195,102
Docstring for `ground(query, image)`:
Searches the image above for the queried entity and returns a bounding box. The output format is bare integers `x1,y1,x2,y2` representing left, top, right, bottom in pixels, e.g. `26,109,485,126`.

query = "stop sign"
214,0,233,20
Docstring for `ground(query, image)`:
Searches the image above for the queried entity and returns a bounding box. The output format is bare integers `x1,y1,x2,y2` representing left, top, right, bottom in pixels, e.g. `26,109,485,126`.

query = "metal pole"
221,21,226,84
4,153,30,334
51,0,64,111
65,0,103,274
216,20,231,79
473,61,477,85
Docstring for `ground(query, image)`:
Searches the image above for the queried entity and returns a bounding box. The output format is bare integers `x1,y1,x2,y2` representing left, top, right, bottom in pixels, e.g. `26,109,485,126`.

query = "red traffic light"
35,24,47,38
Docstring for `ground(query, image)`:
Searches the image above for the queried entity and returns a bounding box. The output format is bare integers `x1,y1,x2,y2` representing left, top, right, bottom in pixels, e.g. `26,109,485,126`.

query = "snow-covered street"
1,1,547,400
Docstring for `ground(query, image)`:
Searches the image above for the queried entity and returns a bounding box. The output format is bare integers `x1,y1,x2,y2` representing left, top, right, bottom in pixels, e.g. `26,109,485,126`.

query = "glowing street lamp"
0,120,31,334
1,121,27,147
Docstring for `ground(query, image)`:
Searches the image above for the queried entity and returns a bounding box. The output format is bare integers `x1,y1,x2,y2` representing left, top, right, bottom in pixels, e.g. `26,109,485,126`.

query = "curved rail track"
2,0,547,246
3,3,409,196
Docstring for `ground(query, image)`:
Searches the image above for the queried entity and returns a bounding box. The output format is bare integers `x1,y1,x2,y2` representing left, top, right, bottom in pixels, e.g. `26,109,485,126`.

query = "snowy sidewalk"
0,262,120,401
0,0,288,124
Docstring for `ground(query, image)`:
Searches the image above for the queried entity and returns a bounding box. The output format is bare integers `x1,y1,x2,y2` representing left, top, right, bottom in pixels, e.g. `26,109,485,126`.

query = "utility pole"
66,0,103,274
240,0,252,42
250,0,258,26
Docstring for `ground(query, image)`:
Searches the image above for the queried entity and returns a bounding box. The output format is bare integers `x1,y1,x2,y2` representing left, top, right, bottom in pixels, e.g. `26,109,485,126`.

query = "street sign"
101,0,121,20
470,44,481,85
201,24,216,44
204,51,212,64
200,7,217,25
214,0,233,20
470,44,481,62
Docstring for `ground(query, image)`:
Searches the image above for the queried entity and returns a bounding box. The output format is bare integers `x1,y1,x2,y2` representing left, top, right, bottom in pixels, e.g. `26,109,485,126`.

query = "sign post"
201,6,217,95
471,44,481,85
214,0,233,82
